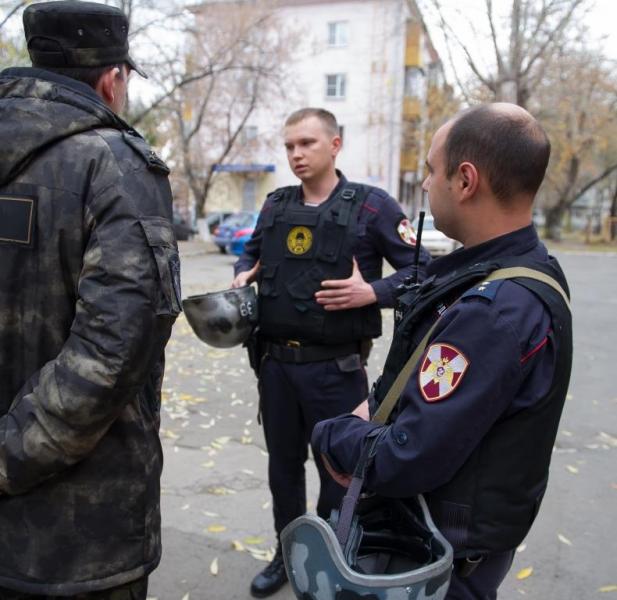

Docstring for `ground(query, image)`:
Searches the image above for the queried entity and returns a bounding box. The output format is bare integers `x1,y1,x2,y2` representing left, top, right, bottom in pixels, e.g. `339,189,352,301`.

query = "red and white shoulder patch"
418,343,469,402
397,219,417,246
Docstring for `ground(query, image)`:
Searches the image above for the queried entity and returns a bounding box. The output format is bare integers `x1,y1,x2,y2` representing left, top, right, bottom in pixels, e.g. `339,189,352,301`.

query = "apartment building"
196,0,450,217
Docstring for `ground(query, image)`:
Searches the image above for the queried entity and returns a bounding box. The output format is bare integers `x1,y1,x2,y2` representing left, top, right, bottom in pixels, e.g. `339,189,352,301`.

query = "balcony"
403,97,421,119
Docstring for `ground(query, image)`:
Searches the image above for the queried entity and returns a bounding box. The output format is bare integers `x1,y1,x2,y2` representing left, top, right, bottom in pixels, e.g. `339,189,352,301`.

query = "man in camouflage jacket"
0,2,180,597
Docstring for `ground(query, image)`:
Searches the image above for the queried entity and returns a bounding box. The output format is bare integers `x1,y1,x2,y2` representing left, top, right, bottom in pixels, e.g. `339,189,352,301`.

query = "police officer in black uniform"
312,103,573,600
232,107,431,598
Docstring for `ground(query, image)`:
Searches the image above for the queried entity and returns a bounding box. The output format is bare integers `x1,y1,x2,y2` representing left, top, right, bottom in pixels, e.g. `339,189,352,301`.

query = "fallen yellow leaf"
516,567,533,580
208,486,236,496
210,557,219,576
207,524,227,533
244,536,265,545
566,465,579,474
232,540,245,551
598,585,617,593
557,534,572,546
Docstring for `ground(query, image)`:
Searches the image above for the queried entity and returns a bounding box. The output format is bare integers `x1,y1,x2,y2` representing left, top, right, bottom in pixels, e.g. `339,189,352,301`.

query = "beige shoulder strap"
371,268,569,425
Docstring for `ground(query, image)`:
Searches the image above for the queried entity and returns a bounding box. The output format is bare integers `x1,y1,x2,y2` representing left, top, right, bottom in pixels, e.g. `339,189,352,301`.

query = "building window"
242,125,258,143
326,74,346,99
404,67,426,99
328,21,349,47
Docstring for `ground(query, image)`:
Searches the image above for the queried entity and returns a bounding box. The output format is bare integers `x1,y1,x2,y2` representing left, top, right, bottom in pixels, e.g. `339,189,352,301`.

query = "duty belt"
262,339,361,364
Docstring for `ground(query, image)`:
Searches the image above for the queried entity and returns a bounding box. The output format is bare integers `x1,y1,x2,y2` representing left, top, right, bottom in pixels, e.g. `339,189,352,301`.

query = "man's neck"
301,170,340,205
460,212,533,248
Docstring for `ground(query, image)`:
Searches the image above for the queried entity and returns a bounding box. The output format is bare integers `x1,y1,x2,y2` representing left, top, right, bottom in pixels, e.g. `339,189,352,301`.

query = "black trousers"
0,577,148,600
446,551,515,599
259,354,368,536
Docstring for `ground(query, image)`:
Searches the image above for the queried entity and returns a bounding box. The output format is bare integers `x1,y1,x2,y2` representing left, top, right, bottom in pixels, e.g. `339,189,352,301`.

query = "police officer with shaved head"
0,2,179,598
313,103,573,599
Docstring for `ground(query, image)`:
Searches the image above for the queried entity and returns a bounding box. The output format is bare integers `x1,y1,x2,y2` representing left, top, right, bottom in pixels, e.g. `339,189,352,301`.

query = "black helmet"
281,494,452,600
182,286,257,348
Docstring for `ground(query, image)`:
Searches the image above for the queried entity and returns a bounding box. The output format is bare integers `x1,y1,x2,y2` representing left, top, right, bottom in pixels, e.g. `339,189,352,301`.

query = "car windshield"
413,217,436,231
223,213,254,228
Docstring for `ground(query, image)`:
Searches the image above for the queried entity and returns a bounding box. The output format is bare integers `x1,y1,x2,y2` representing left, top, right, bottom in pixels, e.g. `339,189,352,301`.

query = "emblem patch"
397,219,416,246
287,226,313,255
419,343,469,402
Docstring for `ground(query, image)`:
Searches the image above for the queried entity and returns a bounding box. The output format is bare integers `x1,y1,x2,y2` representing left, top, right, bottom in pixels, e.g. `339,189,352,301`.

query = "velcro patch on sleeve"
0,194,36,248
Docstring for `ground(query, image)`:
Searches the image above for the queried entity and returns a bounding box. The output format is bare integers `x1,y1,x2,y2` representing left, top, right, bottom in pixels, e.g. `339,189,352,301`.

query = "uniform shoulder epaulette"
460,277,506,303
121,130,170,175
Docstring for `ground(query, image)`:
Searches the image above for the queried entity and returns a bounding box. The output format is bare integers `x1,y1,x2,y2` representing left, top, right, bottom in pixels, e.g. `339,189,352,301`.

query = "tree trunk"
544,202,567,241
195,165,215,218
611,179,617,241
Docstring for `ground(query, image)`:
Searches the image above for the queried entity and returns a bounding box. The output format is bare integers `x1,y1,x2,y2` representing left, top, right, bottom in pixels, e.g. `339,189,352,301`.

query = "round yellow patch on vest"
287,226,313,255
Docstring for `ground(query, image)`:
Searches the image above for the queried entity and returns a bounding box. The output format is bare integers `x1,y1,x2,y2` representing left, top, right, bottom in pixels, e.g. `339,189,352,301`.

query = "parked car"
229,213,259,256
172,213,197,241
213,211,259,254
412,214,458,256
203,211,233,235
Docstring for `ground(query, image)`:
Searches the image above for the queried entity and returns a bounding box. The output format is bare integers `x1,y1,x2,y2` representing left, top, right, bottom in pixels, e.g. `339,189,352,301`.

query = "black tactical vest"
257,184,382,344
373,255,573,557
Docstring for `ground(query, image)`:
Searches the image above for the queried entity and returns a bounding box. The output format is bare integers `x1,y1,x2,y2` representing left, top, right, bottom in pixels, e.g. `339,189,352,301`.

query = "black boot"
250,546,288,598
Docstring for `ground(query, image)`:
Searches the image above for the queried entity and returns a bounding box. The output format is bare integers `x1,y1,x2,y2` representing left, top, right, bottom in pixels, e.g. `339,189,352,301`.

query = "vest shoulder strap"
263,186,296,227
372,268,570,425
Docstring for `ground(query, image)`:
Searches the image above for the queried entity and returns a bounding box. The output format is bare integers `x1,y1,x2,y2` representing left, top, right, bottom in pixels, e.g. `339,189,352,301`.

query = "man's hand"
231,260,260,288
352,399,370,421
321,454,352,488
315,258,377,311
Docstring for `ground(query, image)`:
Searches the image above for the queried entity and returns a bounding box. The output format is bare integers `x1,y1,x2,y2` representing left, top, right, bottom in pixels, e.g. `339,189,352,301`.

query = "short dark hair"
444,105,551,200
285,108,340,136
36,64,124,89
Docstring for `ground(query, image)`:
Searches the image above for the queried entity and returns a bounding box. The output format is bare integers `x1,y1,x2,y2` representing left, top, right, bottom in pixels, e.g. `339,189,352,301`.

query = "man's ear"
331,135,342,157
457,162,479,199
95,67,119,106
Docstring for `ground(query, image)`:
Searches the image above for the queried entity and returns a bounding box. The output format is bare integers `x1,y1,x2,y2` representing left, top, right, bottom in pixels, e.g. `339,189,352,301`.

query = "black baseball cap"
23,1,147,78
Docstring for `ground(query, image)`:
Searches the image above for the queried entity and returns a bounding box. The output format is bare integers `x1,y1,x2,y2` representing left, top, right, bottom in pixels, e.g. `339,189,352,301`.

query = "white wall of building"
249,0,409,202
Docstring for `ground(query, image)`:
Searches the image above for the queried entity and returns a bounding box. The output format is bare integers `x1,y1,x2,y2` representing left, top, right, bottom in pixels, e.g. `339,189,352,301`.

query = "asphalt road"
148,243,617,600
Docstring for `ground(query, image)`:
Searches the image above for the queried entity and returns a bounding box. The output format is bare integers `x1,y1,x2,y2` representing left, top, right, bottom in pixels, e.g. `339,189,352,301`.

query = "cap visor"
127,55,148,79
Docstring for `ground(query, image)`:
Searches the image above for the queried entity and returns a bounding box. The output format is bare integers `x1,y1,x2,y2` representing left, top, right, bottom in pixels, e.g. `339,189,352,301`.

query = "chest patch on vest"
419,343,469,402
397,218,417,246
0,194,36,247
287,226,313,255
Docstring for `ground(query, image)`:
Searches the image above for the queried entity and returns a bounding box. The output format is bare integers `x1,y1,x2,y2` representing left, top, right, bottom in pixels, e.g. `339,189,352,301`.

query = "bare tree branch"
0,0,28,30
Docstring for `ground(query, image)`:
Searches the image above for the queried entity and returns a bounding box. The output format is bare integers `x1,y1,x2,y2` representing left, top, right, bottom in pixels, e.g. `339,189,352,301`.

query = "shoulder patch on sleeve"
461,278,506,302
122,130,170,175
397,218,417,246
419,343,469,402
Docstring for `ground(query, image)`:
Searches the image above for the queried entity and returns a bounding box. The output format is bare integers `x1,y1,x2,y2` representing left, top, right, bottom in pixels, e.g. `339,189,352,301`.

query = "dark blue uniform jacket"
312,225,559,496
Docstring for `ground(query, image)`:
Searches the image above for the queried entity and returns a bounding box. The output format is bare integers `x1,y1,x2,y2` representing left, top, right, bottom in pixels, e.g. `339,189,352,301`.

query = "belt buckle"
285,339,301,348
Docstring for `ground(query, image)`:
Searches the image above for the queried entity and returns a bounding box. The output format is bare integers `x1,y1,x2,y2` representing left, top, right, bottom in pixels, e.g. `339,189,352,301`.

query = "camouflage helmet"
182,286,257,348
281,494,453,600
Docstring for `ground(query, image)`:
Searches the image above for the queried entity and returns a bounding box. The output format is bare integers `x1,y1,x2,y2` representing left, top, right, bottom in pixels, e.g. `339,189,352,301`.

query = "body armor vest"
257,184,382,344
374,255,573,557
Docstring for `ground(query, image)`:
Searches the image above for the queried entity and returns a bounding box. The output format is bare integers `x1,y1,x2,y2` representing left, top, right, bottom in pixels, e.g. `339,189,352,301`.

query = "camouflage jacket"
0,68,179,595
